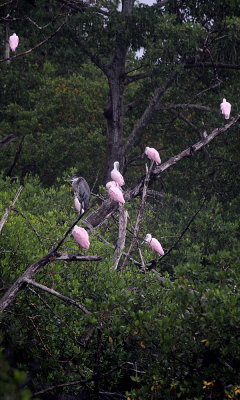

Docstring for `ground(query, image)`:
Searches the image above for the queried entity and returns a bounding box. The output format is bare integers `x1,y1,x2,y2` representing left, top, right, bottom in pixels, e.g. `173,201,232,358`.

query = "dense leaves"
1,0,240,399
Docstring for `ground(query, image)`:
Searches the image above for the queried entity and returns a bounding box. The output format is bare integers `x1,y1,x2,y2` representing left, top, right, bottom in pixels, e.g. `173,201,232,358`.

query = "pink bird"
72,226,90,250
145,233,164,256
9,33,19,52
110,161,125,186
74,197,81,213
106,181,118,190
145,146,161,165
220,98,231,119
107,184,125,206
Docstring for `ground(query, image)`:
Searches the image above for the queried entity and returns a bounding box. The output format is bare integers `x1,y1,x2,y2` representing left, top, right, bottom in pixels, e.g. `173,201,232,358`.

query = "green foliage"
1,176,240,399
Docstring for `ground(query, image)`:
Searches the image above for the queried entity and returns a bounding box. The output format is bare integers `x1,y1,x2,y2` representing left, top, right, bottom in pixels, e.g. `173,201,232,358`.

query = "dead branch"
0,185,23,234
4,135,25,178
12,208,41,240
121,162,153,270
123,71,178,156
24,278,90,314
0,18,67,64
0,134,16,147
86,115,240,228
112,208,128,270
158,195,207,262
156,104,211,112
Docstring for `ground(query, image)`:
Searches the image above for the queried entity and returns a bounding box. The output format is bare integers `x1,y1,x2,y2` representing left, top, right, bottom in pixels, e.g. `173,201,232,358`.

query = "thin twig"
0,18,67,64
0,185,23,234
24,278,90,315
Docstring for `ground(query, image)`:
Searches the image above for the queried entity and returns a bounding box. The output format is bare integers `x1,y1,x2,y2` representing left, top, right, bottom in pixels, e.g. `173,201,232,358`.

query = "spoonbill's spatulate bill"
220,98,231,119
72,226,90,250
9,33,19,51
107,184,125,206
110,161,125,186
145,233,164,256
145,147,161,165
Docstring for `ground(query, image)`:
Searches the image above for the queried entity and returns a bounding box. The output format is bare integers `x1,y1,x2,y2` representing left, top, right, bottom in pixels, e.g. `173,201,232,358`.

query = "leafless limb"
0,185,23,234
0,134,16,147
0,210,98,312
123,71,178,155
86,115,240,228
159,195,207,261
0,18,67,64
112,208,128,270
4,135,25,178
0,0,16,7
121,162,153,270
168,108,213,166
24,278,90,314
156,103,211,112
184,62,240,70
11,208,41,240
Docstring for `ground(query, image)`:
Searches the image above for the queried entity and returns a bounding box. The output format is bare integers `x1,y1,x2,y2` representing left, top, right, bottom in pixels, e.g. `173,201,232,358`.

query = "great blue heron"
68,176,91,215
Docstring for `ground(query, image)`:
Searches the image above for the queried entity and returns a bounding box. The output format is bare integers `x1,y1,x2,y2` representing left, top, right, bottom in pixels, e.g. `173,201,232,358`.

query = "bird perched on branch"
9,33,19,52
145,233,164,256
110,161,125,187
220,98,231,119
68,176,91,215
72,226,90,250
106,183,125,206
145,146,161,165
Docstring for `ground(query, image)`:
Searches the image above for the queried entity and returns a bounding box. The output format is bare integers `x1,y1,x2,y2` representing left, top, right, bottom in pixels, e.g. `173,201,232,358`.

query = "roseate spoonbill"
106,181,119,190
220,98,231,119
9,33,19,52
72,225,90,250
74,196,81,213
145,233,164,256
107,184,125,206
110,161,125,186
145,147,161,165
68,176,90,215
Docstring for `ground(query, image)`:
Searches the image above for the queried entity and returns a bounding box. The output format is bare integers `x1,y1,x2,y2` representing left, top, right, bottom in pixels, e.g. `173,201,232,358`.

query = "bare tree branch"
156,104,211,112
4,135,25,178
0,185,23,234
0,18,67,64
112,208,128,270
12,208,41,240
86,115,240,228
121,162,153,270
123,70,178,155
0,134,16,147
24,278,90,314
184,62,240,70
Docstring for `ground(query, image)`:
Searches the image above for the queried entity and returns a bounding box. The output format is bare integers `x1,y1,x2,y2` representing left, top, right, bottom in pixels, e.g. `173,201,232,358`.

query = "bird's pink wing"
111,170,125,186
109,187,125,204
9,35,19,51
150,238,164,256
72,227,90,249
74,197,81,213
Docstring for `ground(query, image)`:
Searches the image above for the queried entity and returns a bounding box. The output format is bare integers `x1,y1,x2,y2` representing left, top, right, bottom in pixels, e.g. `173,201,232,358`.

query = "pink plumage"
72,226,90,250
9,33,19,52
110,161,125,186
74,197,81,213
106,181,118,190
145,146,161,165
220,98,231,119
145,234,164,256
107,185,125,206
